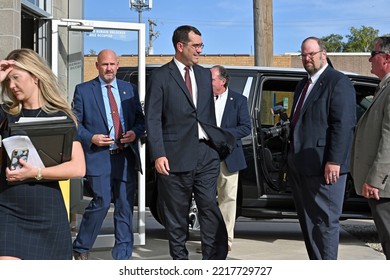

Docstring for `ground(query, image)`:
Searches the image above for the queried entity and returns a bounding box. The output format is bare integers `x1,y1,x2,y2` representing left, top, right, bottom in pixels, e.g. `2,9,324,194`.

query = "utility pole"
129,0,152,23
147,19,159,55
253,0,273,66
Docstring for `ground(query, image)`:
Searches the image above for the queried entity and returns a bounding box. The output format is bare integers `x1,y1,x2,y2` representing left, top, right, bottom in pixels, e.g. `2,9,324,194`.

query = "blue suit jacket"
72,77,145,176
220,89,251,173
289,66,356,176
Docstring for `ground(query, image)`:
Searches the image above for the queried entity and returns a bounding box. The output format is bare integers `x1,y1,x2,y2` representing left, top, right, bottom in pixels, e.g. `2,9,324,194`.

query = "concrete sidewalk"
81,210,385,260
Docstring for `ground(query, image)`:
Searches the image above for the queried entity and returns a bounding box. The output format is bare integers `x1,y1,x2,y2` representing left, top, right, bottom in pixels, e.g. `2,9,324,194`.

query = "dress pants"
368,198,390,259
73,149,136,260
288,153,346,260
217,161,239,247
157,141,228,260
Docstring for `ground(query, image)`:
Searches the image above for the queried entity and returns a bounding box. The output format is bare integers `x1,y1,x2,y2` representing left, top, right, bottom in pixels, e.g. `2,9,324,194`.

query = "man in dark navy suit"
211,65,251,251
145,25,233,260
72,49,145,260
287,37,356,259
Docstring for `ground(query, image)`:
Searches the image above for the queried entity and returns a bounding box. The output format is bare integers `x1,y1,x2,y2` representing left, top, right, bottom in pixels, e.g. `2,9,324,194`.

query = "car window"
229,76,253,99
352,81,376,121
258,78,300,126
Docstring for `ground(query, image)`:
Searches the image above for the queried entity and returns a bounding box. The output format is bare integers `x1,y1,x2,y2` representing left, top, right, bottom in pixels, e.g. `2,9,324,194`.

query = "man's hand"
119,130,136,143
155,157,170,175
324,162,340,185
362,183,380,200
91,134,114,146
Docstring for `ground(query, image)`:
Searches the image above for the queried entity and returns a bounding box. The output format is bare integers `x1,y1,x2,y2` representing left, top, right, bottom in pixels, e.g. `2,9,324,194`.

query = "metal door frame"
51,19,146,247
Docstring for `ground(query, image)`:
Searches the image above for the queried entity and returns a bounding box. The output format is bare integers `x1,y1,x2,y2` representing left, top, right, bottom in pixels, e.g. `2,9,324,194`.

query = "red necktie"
290,78,311,130
106,84,123,141
184,66,193,98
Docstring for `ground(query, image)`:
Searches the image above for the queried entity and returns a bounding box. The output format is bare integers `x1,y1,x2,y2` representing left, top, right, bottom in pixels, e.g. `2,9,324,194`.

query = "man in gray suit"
351,36,390,260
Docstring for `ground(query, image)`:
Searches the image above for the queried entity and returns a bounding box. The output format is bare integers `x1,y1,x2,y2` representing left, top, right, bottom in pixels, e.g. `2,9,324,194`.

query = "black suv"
117,64,379,227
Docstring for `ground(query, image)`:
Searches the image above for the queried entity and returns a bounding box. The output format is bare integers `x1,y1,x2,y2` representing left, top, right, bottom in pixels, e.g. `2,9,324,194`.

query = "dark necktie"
290,78,311,130
106,84,123,142
184,66,193,98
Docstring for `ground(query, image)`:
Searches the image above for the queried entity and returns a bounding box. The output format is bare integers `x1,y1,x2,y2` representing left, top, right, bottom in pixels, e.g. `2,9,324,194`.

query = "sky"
83,0,389,56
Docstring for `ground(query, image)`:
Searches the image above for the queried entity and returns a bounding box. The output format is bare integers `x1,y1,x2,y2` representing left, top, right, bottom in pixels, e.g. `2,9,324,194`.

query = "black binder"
8,118,75,167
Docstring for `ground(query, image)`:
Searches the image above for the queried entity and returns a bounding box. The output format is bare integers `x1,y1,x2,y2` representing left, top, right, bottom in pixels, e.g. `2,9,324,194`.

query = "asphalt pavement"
77,209,385,260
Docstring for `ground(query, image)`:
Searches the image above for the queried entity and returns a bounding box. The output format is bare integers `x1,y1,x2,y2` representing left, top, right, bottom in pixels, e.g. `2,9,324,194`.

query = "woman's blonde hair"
1,48,77,125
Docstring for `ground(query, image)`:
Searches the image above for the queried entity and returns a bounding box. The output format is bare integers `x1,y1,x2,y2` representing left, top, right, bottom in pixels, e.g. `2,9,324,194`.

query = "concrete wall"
0,0,21,59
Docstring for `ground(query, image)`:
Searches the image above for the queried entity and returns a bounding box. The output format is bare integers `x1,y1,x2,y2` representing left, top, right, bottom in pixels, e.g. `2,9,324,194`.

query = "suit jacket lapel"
91,77,109,128
301,69,329,115
221,90,233,127
169,60,195,107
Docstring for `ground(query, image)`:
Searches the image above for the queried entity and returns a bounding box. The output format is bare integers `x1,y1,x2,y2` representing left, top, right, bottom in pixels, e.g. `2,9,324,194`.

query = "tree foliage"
344,26,379,52
322,34,345,52
321,25,380,52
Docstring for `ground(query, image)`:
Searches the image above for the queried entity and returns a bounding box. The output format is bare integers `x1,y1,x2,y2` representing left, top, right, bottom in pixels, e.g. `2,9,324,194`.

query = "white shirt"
214,88,228,127
302,64,328,104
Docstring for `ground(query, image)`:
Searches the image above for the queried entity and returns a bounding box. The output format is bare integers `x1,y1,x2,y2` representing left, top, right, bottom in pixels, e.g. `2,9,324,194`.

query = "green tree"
321,34,345,52
344,26,379,52
89,49,96,55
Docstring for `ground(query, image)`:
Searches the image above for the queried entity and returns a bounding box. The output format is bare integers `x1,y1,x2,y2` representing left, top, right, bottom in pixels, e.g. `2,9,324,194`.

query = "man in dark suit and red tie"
72,49,145,260
287,37,356,259
145,25,233,260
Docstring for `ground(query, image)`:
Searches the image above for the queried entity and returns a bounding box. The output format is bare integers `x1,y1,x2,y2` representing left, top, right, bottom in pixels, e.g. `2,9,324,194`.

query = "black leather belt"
109,148,121,155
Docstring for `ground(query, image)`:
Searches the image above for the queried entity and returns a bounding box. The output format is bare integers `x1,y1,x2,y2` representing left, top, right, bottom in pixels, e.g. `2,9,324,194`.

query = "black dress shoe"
73,251,89,260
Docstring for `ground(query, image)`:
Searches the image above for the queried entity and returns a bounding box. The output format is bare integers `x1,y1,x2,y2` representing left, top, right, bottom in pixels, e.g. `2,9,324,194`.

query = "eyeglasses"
370,50,387,58
299,50,323,59
181,42,204,50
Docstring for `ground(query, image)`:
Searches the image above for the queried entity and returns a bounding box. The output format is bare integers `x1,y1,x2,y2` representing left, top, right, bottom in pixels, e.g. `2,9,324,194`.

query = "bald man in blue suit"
72,49,145,260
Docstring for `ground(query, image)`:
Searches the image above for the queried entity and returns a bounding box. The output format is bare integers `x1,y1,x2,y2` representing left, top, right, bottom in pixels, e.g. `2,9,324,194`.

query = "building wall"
0,0,21,59
84,53,374,82
290,53,373,77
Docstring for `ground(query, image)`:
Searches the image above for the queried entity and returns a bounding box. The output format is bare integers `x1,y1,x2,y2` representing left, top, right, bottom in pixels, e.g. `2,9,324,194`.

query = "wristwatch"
35,168,43,180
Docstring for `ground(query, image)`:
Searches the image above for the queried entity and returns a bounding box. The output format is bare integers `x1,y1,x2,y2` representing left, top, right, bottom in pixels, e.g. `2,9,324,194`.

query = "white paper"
2,135,45,168
16,116,67,123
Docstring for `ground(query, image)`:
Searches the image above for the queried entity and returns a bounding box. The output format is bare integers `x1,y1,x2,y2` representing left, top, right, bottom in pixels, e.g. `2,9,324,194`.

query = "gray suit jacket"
351,75,390,198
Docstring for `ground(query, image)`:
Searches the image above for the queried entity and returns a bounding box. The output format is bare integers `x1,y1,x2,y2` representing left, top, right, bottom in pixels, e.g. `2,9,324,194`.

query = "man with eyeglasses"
145,25,233,260
287,36,356,259
351,36,390,260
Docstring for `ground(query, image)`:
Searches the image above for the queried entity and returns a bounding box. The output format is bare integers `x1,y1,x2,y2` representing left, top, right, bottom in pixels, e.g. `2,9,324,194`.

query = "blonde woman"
0,48,85,260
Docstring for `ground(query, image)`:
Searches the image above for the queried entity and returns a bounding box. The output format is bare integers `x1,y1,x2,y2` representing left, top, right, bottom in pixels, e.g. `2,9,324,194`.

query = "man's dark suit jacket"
73,77,145,176
145,60,234,171
289,65,356,176
219,89,251,173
